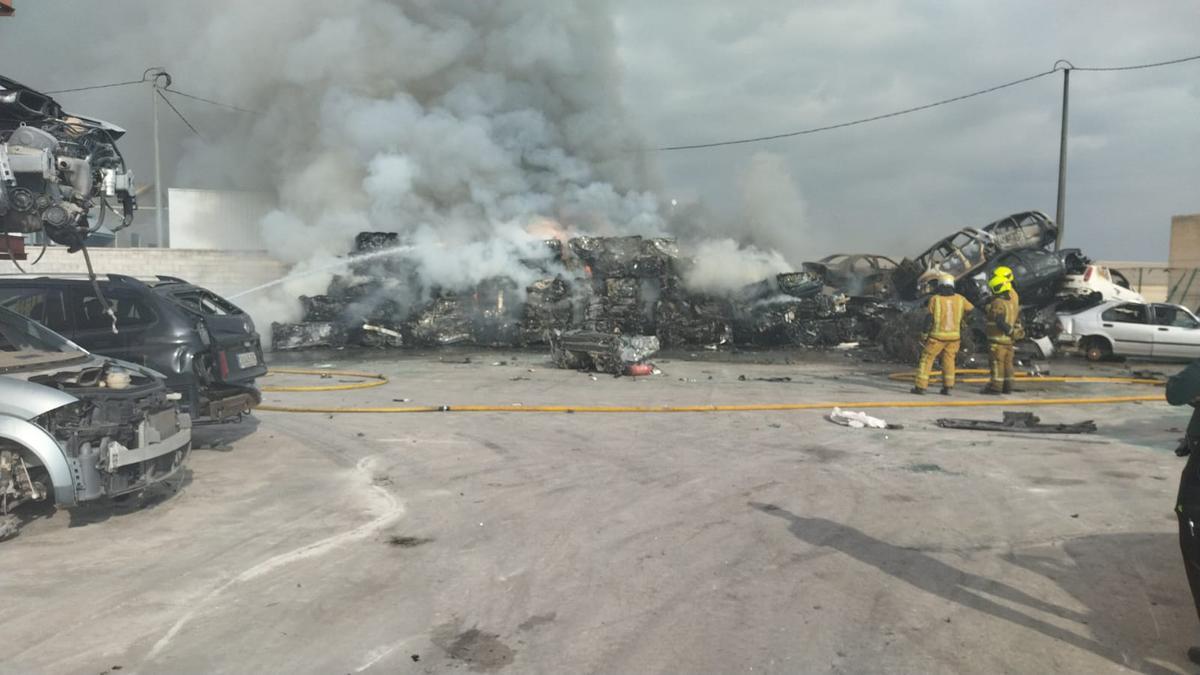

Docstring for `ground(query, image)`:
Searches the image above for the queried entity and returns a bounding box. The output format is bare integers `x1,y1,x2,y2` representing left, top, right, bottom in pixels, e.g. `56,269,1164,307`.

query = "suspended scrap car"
0,75,137,249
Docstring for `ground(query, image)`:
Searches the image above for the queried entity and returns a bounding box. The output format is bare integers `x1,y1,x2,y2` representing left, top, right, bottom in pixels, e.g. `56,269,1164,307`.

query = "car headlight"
32,401,89,438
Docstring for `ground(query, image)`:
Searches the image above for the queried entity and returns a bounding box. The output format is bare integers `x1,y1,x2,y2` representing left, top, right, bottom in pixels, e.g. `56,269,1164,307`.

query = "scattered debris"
625,363,655,376
936,411,1097,434
828,407,900,430
272,322,347,351
739,375,792,383
549,329,659,375
387,535,433,548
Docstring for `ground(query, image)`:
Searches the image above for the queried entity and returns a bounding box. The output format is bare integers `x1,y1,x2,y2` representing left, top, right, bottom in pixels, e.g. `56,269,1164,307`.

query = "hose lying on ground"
259,368,389,393
255,368,1165,414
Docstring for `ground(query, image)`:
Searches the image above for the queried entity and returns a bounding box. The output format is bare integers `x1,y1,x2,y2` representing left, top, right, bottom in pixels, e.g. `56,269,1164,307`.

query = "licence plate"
236,351,258,369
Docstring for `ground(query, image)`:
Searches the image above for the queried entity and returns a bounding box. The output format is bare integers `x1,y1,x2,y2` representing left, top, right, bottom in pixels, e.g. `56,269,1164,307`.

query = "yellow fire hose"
260,368,389,392
887,369,1166,386
255,368,1167,414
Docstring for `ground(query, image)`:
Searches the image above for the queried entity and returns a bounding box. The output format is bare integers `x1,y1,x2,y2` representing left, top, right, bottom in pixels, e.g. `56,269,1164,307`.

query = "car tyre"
1084,337,1112,362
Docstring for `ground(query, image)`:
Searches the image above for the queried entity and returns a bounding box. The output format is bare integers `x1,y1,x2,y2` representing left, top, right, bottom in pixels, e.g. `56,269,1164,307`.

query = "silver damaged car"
0,305,191,539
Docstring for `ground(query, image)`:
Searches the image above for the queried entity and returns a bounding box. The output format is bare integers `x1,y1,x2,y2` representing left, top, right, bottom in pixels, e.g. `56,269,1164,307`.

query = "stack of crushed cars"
271,232,889,368
271,211,1119,366
881,211,1114,361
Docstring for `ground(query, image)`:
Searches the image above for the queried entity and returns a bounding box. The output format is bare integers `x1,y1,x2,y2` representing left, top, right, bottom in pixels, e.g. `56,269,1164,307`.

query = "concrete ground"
1,349,1197,674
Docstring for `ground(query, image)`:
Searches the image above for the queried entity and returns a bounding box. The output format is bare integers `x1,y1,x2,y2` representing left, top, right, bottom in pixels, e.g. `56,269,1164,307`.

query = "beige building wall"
1169,214,1200,308
1098,261,1168,302
1,248,290,299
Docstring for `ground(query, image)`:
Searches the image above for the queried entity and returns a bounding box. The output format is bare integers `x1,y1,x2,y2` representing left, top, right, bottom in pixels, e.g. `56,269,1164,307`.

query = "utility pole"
1054,62,1072,251
143,68,171,248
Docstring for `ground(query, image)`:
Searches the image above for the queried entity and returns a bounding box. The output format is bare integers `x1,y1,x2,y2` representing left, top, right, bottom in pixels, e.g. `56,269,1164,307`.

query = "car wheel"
1084,337,1112,362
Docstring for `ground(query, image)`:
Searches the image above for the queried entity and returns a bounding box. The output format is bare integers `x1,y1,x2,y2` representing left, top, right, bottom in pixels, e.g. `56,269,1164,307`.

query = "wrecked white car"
0,305,190,539
1057,300,1200,361
1059,264,1145,304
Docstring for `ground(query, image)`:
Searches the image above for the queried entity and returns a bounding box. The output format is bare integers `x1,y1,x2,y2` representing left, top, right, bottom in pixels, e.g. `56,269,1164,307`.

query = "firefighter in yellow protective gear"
983,275,1021,394
911,274,975,396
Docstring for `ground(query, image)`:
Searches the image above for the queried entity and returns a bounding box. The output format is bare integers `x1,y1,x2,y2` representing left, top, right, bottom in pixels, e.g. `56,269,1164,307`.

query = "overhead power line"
44,79,144,94
163,87,262,115
654,52,1200,151
656,69,1058,151
44,79,261,115
1072,53,1200,72
156,89,203,139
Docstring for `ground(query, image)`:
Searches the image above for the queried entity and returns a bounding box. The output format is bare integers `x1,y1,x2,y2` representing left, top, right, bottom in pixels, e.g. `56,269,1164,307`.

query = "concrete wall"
1098,261,1168,303
1169,214,1200,307
4,247,291,298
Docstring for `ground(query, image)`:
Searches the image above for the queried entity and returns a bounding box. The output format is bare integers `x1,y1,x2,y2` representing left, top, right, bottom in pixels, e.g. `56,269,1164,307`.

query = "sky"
0,0,1197,263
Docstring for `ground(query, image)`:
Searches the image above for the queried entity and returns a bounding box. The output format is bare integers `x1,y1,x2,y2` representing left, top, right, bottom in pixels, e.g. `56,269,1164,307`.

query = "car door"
1151,304,1200,359
1098,303,1154,356
66,286,158,366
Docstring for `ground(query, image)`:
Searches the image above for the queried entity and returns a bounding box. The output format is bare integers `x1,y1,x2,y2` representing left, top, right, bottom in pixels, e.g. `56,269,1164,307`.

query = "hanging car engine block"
0,75,136,249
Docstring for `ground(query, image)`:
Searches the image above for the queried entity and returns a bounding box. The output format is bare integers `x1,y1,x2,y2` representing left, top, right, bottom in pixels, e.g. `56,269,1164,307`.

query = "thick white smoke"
683,240,792,295
135,1,805,327
735,152,816,265
149,0,671,324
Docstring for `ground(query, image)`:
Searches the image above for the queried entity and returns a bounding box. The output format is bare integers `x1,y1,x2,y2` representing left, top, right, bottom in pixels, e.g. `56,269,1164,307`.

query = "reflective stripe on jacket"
985,293,1019,344
928,294,974,341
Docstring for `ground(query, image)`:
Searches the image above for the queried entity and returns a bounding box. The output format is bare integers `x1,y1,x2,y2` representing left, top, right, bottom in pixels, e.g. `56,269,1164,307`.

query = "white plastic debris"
1031,336,1054,359
828,407,888,430
834,342,860,350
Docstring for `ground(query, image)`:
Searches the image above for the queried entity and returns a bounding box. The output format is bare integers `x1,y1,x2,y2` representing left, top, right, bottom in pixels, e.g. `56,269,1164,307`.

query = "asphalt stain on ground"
433,624,515,672
1101,471,1141,480
905,463,946,474
802,446,848,463
1027,477,1087,486
387,535,433,548
517,613,557,631
883,494,916,503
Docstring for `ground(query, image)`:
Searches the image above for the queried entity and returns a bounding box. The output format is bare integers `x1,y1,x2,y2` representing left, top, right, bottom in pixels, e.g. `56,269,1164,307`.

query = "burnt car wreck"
272,233,892,358
271,210,1113,365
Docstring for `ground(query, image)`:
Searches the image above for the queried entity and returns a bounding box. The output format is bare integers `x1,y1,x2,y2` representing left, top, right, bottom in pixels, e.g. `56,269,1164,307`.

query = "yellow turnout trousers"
988,342,1015,390
915,338,959,390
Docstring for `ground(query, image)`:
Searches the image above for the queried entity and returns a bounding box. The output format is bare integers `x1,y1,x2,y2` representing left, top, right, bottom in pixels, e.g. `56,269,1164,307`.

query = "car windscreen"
0,305,84,353
0,305,89,373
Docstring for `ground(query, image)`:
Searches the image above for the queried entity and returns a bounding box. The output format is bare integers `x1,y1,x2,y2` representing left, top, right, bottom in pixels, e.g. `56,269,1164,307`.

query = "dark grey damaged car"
0,274,266,422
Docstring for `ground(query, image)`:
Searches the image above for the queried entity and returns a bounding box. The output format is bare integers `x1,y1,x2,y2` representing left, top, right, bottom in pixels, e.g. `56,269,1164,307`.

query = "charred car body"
0,305,190,538
0,75,137,248
272,234,882,355
893,211,1058,299
0,274,265,421
803,254,898,297
270,210,1114,364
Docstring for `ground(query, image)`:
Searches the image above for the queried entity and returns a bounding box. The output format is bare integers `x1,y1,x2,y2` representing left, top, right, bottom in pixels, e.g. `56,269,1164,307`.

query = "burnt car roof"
817,253,899,267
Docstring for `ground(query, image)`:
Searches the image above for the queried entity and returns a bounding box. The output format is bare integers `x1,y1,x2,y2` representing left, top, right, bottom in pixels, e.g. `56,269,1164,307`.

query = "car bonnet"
0,375,78,419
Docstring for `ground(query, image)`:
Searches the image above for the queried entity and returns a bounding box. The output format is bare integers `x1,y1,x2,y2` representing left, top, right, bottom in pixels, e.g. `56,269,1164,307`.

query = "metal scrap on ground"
936,411,1098,434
